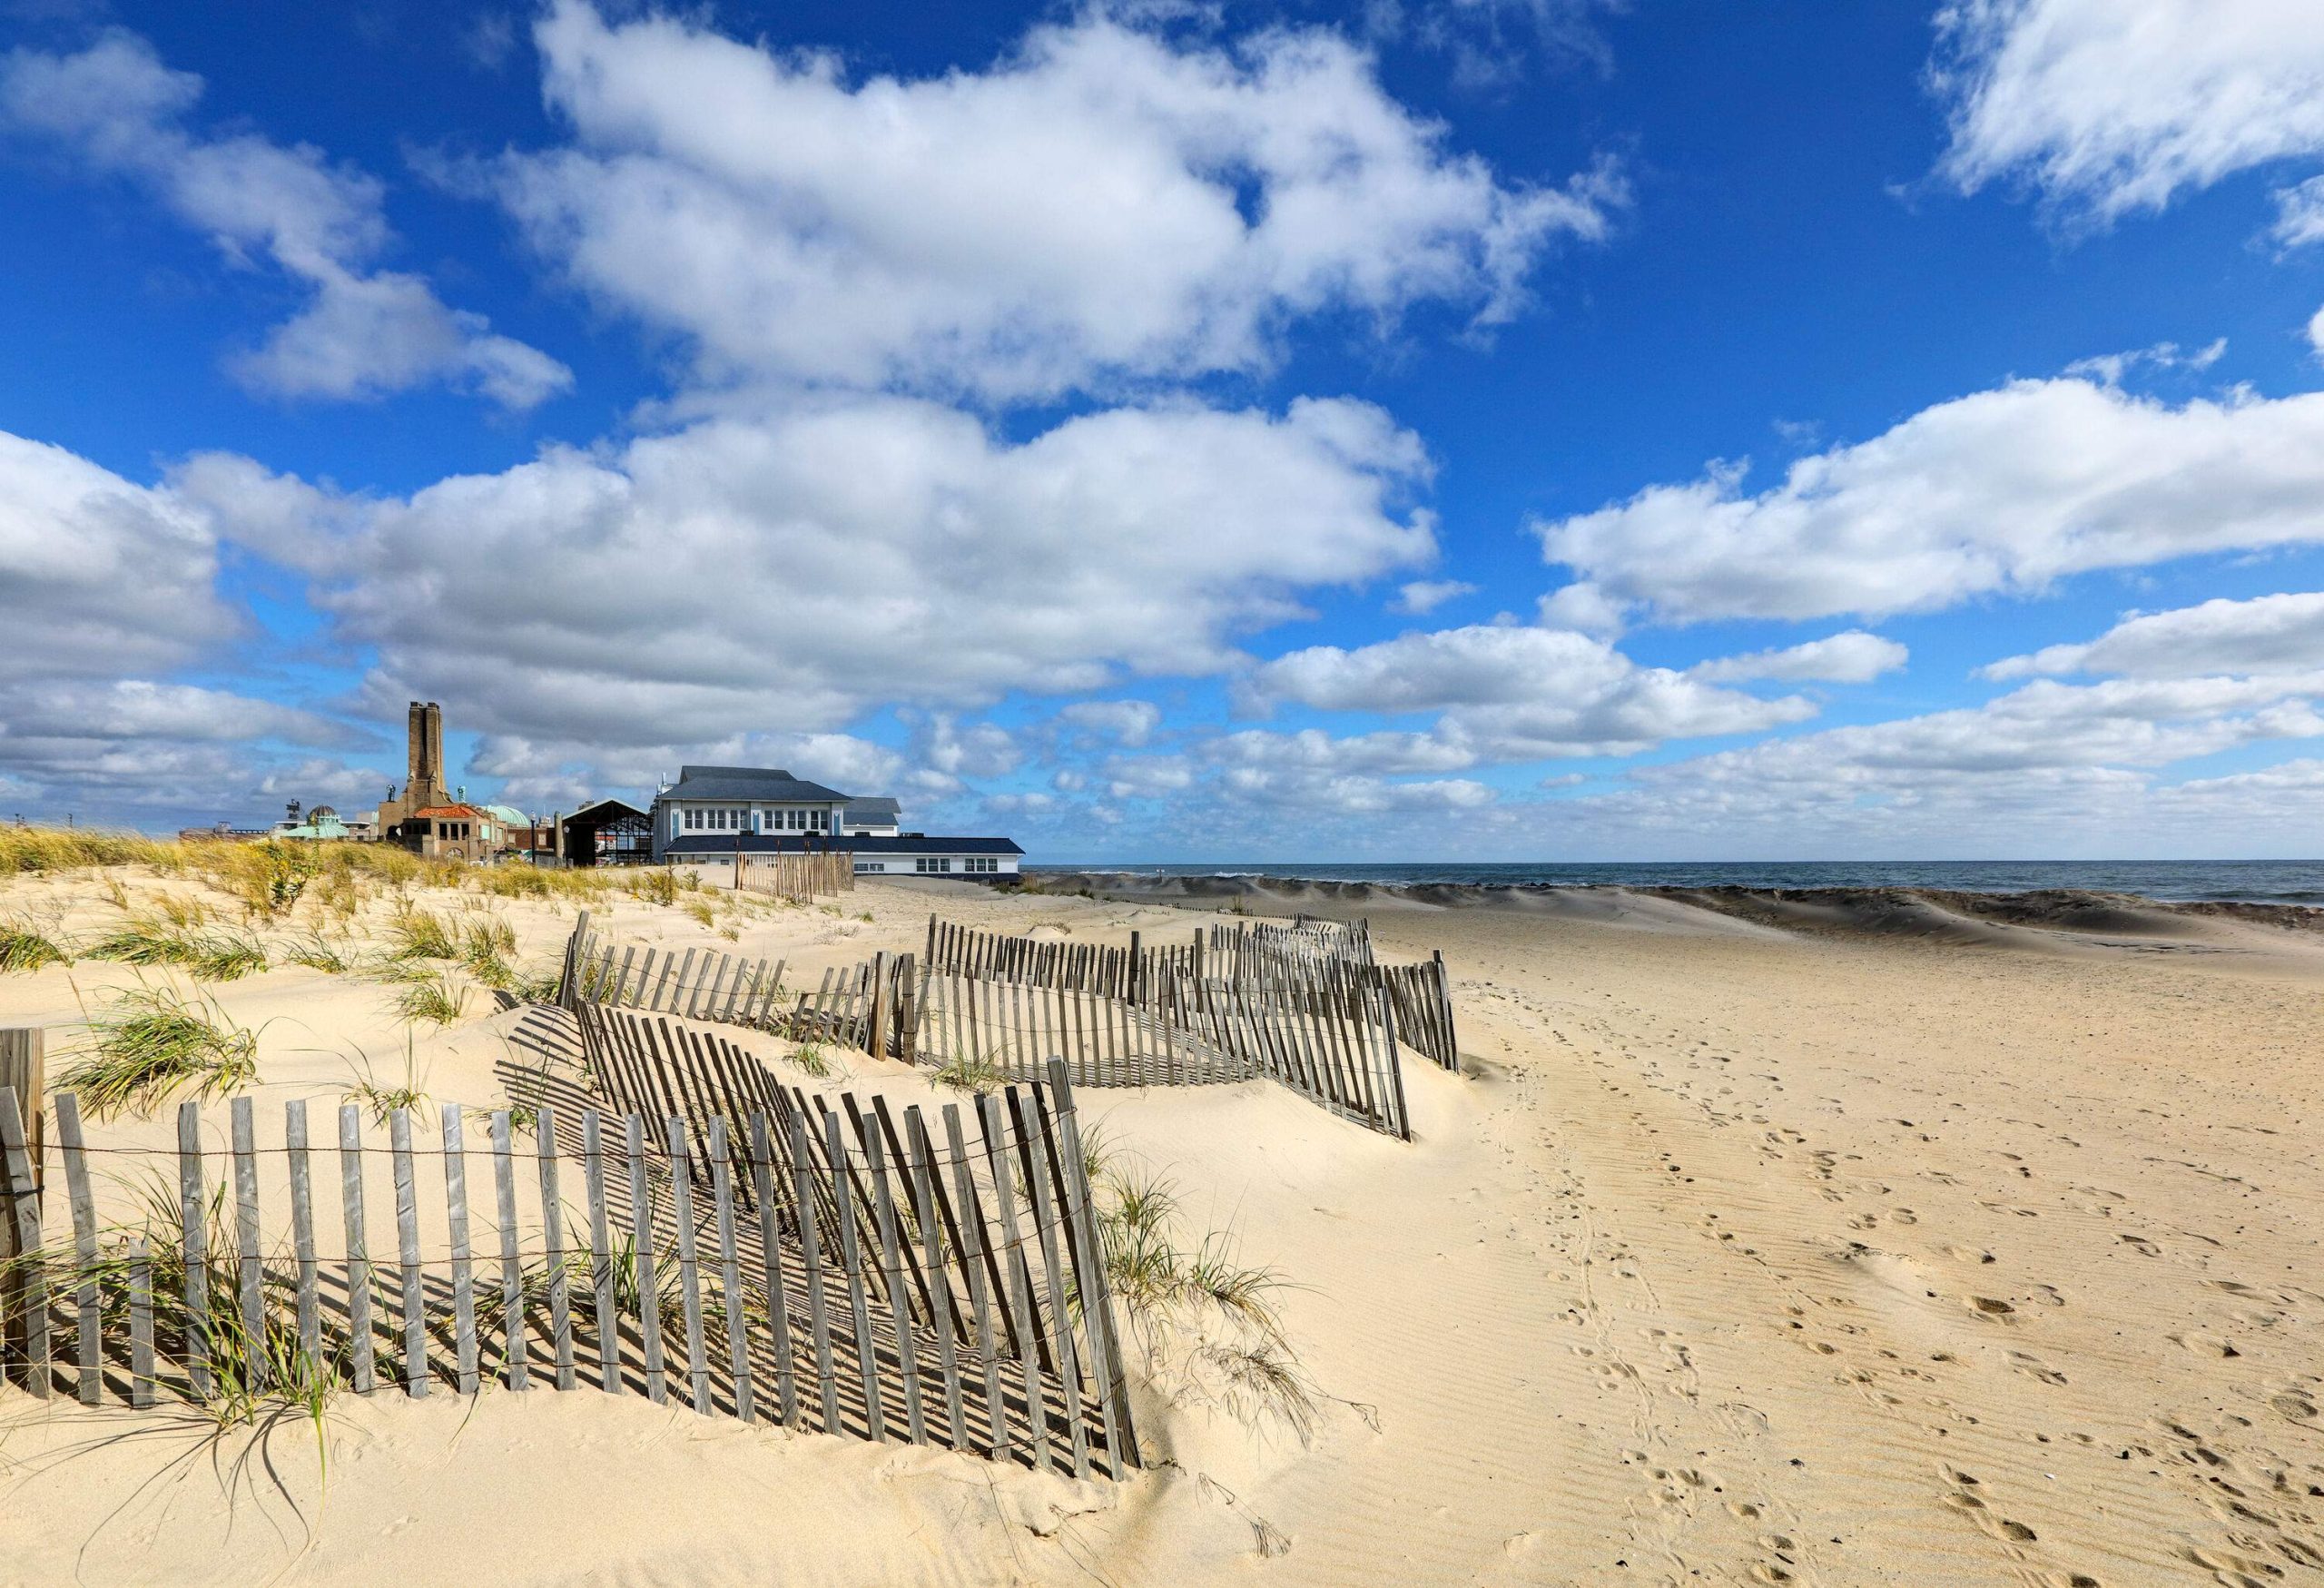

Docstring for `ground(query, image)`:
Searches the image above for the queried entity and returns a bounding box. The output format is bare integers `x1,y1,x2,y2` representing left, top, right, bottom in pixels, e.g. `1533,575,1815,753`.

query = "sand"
5,867,2324,1585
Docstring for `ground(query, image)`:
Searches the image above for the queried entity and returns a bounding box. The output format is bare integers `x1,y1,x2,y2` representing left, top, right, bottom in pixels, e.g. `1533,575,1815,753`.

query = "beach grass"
0,918,70,973
60,985,261,1119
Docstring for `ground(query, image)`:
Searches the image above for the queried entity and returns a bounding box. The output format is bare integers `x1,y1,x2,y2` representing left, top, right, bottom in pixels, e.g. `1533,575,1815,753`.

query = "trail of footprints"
1467,968,2324,1588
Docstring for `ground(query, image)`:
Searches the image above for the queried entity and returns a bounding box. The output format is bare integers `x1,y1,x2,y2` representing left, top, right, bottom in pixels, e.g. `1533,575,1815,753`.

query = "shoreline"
1021,869,2324,939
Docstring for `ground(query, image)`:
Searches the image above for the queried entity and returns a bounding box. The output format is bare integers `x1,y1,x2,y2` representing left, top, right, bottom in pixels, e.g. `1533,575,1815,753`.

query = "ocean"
1023,860,2324,905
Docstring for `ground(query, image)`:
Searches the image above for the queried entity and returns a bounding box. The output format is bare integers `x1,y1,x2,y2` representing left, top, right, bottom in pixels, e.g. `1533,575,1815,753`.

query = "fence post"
0,1081,44,1396
0,1031,41,1390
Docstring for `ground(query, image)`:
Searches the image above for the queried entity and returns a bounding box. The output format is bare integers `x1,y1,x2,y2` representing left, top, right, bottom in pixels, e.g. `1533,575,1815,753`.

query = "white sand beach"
5,863,2324,1587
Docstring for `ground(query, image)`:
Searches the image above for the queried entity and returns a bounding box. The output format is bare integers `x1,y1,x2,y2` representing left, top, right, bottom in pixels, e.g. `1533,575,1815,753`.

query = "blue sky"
5,0,2324,860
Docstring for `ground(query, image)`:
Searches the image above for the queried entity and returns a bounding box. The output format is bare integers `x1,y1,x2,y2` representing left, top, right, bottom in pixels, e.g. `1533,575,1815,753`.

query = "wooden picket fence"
557,915,924,1060
550,909,1459,1139
923,916,1461,1076
734,850,854,903
0,1060,1136,1480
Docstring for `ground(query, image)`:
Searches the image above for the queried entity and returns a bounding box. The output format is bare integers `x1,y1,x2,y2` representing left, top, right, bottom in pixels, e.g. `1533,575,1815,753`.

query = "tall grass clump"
386,906,459,962
457,916,518,989
3,1179,342,1445
1086,1153,1322,1445
61,985,261,1118
84,917,269,981
202,839,322,918
0,826,175,875
392,972,469,1028
339,1036,432,1123
283,931,353,973
0,917,70,973
931,1049,1009,1094
625,867,691,907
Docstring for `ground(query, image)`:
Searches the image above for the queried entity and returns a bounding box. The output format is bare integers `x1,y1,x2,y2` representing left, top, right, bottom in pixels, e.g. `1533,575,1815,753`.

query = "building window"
962,856,998,873
853,861,885,873
914,857,954,874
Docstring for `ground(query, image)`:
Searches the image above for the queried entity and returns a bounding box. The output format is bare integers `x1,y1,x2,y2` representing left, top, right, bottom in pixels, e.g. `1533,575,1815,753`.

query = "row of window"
842,856,1011,874
674,804,832,833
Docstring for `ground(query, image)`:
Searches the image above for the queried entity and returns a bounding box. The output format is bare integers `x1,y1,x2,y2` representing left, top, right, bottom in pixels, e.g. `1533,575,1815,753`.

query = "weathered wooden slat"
491,1111,527,1390
942,1104,1010,1463
749,1114,800,1429
1013,1091,1089,1478
625,1112,666,1404
0,1085,47,1398
128,1235,155,1407
339,1103,376,1394
287,1100,322,1371
826,1111,884,1441
55,1093,101,1404
230,1097,265,1391
584,1110,619,1393
1044,1060,1137,1471
906,1109,965,1449
537,1105,576,1390
862,1125,927,1445
667,1116,712,1415
389,1109,427,1396
787,1111,841,1433
976,1092,1051,1470
708,1119,752,1422
443,1109,479,1394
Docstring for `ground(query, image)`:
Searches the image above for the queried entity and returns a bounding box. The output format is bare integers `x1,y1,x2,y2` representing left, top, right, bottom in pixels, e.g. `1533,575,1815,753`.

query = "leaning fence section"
734,850,855,904
0,1060,1133,1480
551,906,1459,1140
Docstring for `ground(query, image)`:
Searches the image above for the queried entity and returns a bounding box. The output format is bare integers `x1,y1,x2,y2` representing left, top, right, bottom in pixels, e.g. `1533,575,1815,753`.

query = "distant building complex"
191,705,1022,874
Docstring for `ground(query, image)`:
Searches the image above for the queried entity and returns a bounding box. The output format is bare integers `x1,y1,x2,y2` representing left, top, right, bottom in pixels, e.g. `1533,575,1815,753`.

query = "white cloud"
2061,337,2224,384
2308,304,2324,357
1689,630,1908,685
1538,377,2324,624
1986,591,2324,679
1933,0,2324,225
1101,754,1195,799
492,2,1618,401
914,716,1021,779
2276,175,2324,249
1412,0,1630,84
0,430,235,676
1239,624,1817,761
184,394,1433,747
1056,700,1163,746
0,30,568,408
1541,672,2324,854
1392,578,1476,615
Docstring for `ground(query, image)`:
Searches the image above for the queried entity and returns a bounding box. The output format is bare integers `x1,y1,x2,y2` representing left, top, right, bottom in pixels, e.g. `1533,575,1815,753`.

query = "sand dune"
6,866,2324,1584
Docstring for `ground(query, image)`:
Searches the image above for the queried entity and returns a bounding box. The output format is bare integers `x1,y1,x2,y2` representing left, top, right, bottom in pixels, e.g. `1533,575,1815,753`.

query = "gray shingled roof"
844,796,901,823
662,764,852,803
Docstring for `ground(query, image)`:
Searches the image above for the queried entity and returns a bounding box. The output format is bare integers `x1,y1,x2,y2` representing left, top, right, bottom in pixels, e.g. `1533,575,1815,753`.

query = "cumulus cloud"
1689,631,1908,685
1933,0,2324,225
1101,754,1195,799
0,430,235,676
180,394,1433,747
1985,591,2324,679
1055,700,1163,746
1392,578,1476,615
2276,175,2324,249
0,30,568,407
1244,624,1814,754
491,2,1618,401
1537,377,2324,624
